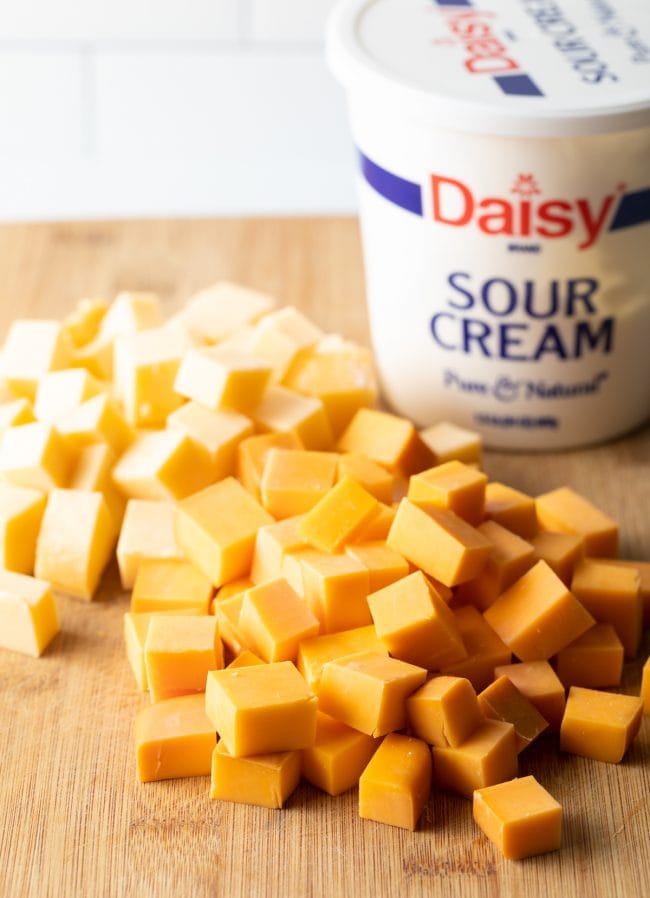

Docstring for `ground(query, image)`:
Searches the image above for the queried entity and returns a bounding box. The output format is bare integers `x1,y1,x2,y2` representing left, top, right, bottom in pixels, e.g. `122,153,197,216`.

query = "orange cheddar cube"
144,614,223,703
299,476,379,553
336,453,395,504
210,741,301,808
167,402,253,481
442,606,512,692
352,502,396,542
0,397,34,434
387,499,492,587
0,483,47,574
302,712,380,796
117,499,185,590
493,661,566,731
239,578,319,663
214,579,253,604
345,541,409,592
473,776,562,860
131,559,213,615
135,694,215,782
297,625,387,692
454,520,536,611
530,531,585,585
213,593,250,658
0,570,59,657
250,515,307,585
570,559,642,658
555,624,624,689
236,431,303,500
433,719,518,798
252,385,333,450
174,346,271,413
318,651,427,737
0,422,73,491
536,486,618,557
641,657,649,714
205,661,317,757
484,482,537,540
601,559,650,627
478,676,548,752
298,551,371,633
63,297,108,347
419,421,482,465
337,408,435,477
407,460,487,526
175,477,274,587
560,686,643,763
406,676,483,748
259,448,338,519
112,430,214,501
248,306,323,381
226,649,265,669
124,611,192,691
484,560,595,661
359,734,432,831
368,571,467,670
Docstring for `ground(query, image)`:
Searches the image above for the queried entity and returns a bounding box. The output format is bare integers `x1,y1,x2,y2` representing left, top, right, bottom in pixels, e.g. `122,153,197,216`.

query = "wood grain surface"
0,218,648,898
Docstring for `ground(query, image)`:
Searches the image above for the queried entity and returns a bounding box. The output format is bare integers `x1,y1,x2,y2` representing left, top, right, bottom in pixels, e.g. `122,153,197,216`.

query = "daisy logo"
511,174,541,198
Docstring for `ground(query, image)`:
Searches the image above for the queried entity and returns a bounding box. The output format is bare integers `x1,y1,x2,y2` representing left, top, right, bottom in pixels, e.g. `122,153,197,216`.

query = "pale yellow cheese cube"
117,499,185,589
100,291,162,339
56,393,134,453
63,298,109,347
419,421,482,465
0,569,59,657
167,401,253,481
68,442,126,532
249,306,323,380
35,489,117,600
0,319,72,398
33,369,105,424
0,422,73,491
0,397,35,434
252,385,333,450
180,281,275,343
174,346,271,413
111,430,214,501
0,483,47,574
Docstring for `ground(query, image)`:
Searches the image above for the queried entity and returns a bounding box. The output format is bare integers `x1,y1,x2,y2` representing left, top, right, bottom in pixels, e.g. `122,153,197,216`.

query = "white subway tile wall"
0,0,356,220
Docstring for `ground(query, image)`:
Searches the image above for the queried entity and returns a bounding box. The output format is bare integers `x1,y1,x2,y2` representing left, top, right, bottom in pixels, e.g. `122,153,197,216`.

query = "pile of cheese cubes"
0,283,648,862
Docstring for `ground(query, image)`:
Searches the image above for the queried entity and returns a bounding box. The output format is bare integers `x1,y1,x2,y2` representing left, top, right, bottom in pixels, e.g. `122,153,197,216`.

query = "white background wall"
0,0,358,220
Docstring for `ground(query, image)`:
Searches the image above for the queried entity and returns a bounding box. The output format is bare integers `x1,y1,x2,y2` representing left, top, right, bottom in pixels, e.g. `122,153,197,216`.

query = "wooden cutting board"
0,218,648,898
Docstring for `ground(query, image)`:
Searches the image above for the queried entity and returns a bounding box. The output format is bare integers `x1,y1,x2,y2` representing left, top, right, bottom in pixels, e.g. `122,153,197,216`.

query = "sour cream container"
327,0,650,449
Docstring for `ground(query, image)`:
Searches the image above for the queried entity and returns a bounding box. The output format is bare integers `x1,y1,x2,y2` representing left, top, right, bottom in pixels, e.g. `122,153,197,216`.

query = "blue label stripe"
359,152,423,216
609,187,650,231
494,73,544,97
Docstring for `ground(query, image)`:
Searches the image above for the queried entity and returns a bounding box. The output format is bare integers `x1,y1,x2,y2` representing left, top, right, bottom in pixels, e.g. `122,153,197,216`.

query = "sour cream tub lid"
327,0,650,137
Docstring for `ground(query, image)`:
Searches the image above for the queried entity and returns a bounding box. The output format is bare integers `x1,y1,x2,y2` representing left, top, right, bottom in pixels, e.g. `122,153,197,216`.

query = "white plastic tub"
327,0,650,449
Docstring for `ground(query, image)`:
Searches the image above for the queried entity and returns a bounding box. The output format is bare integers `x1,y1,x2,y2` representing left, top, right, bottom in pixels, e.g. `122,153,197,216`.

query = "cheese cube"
485,482,538,539
56,394,134,453
345,542,409,592
641,657,649,714
144,614,223,702
368,571,467,670
35,489,116,600
175,346,271,413
299,476,379,553
0,422,73,491
0,483,47,573
555,624,624,688
478,676,549,753
112,430,214,501
135,693,215,782
302,712,380,796
167,402,253,480
69,442,126,532
117,499,184,589
63,298,108,347
387,499,492,587
570,559,642,658
0,319,72,398
536,486,618,557
101,291,162,339
318,651,427,737
484,560,595,661
337,408,435,477
0,398,35,433
473,776,562,860
180,281,275,343
299,550,371,633
210,741,301,808
205,661,317,757
124,611,192,691
248,306,323,380
352,503,396,542
560,686,643,763
252,385,333,450
297,625,387,692
236,431,304,499
408,460,487,526
239,578,319,663
419,421,482,465
213,593,250,658
33,368,104,424
493,661,566,731
131,559,213,614
0,570,59,657
336,453,395,504
175,478,273,586
359,734,432,831
433,719,518,798
601,559,650,627
406,676,484,748
250,516,307,585
441,606,511,692
260,449,338,519
530,531,585,585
